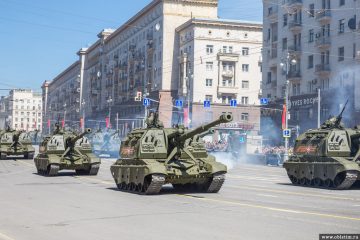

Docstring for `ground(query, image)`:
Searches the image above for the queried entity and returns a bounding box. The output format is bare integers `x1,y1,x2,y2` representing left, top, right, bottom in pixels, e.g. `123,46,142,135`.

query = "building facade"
44,0,263,136
262,0,360,143
1,89,42,131
176,18,262,133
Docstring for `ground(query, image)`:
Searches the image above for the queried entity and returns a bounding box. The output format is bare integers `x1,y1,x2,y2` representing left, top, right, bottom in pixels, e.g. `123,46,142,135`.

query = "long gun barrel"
198,129,215,138
335,99,349,125
178,113,233,142
68,128,92,146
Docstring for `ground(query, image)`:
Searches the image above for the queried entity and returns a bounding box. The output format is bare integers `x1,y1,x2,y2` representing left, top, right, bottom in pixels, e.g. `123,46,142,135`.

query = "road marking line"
256,193,278,198
0,231,16,240
178,195,360,222
227,185,360,201
227,175,282,182
74,176,113,185
16,160,33,167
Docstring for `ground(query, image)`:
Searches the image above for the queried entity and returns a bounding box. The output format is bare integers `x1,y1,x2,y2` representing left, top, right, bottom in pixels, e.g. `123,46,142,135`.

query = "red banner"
282,104,286,130
80,118,84,128
184,107,189,126
61,119,65,128
105,117,110,128
47,119,50,128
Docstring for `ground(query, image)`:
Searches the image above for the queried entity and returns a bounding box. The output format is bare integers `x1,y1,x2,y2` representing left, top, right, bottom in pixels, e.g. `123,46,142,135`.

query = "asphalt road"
0,155,359,240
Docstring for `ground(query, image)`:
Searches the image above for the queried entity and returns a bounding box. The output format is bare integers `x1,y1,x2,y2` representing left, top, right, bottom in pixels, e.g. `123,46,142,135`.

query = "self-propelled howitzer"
0,128,35,159
34,128,101,176
110,113,233,195
284,102,360,189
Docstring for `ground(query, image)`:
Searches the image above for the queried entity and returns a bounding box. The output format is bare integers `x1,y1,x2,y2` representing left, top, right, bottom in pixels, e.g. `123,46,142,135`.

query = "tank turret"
110,113,234,195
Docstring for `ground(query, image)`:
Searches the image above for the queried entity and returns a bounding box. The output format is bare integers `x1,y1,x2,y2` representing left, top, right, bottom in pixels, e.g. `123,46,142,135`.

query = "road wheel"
324,179,333,188
314,178,323,187
0,153,7,160
334,172,346,188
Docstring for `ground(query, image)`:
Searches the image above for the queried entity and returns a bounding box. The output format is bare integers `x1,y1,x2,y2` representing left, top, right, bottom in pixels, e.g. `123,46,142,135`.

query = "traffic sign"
143,98,150,106
283,129,291,138
230,99,237,107
175,100,183,108
204,100,211,108
260,98,269,105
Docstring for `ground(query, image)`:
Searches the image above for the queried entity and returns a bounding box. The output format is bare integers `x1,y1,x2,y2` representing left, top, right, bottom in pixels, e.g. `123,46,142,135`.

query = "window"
340,0,345,6
229,46,233,53
206,62,213,71
338,47,345,61
267,72,272,84
309,4,315,17
241,113,249,121
321,78,330,90
206,79,213,87
283,14,288,27
242,64,249,72
308,55,314,68
241,97,249,105
242,80,249,89
282,38,287,50
309,29,314,42
222,96,227,104
206,45,213,54
205,95,213,102
339,19,345,33
242,47,249,56
222,46,228,53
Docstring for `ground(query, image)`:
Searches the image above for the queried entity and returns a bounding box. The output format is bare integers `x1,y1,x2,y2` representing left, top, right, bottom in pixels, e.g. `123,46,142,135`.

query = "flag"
184,108,189,126
282,104,286,130
61,119,65,128
105,117,110,128
80,118,84,128
47,119,50,128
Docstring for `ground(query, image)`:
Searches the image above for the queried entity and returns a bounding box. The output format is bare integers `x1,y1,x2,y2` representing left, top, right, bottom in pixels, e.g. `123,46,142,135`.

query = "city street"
0,156,359,240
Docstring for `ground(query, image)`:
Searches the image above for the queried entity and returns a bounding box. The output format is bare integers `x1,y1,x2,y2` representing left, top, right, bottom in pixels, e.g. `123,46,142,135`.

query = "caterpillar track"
206,173,226,193
116,174,165,195
287,170,358,190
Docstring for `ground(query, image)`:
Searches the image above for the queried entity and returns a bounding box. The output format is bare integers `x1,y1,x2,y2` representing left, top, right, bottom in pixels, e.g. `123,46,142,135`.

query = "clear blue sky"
0,0,262,95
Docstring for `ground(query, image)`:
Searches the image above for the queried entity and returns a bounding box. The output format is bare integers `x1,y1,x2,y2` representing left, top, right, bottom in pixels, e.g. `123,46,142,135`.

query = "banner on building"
80,118,84,128
282,104,286,130
105,117,110,128
61,119,65,128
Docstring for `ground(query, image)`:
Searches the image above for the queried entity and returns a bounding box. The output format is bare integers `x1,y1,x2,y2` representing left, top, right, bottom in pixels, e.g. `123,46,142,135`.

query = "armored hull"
0,130,35,159
34,128,101,176
284,120,360,190
110,113,233,194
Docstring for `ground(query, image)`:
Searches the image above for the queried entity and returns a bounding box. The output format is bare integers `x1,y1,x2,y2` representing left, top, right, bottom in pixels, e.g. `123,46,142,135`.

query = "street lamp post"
81,100,86,131
107,97,113,128
280,53,297,162
63,103,67,127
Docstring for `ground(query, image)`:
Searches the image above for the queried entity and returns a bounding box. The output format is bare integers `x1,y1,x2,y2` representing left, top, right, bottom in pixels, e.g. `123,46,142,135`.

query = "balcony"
222,70,234,78
287,0,302,8
315,64,331,76
315,36,331,50
288,45,302,55
316,10,331,24
287,70,302,81
217,50,239,62
271,80,277,88
217,86,239,95
91,89,99,95
267,6,278,22
288,20,302,32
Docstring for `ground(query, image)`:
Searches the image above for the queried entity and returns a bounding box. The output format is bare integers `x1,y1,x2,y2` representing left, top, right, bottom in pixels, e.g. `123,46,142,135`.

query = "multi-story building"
1,89,42,131
176,18,262,133
0,96,10,128
262,0,360,142
45,0,263,138
42,61,81,132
